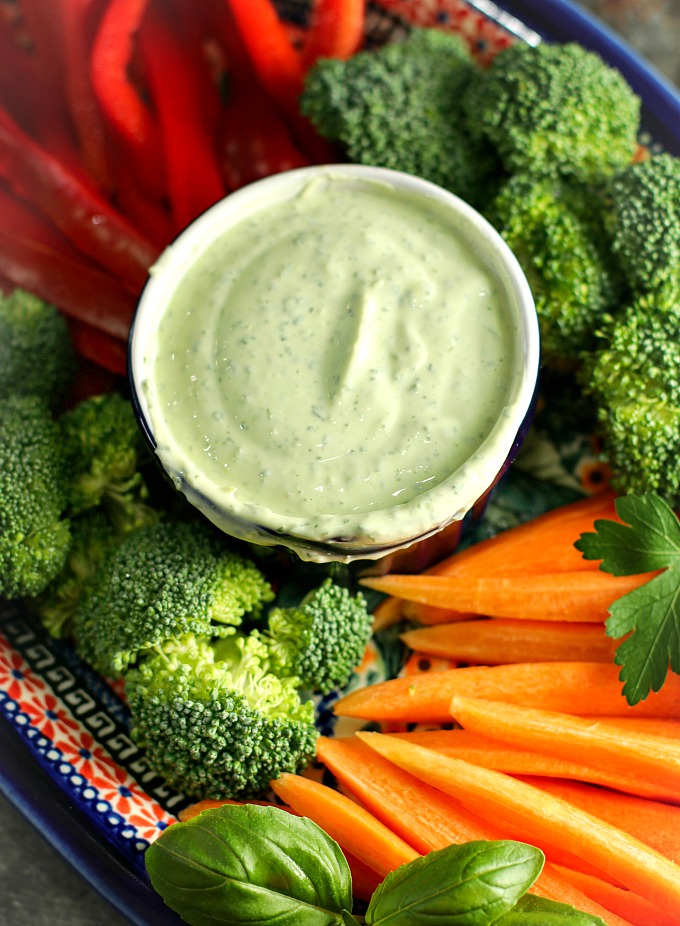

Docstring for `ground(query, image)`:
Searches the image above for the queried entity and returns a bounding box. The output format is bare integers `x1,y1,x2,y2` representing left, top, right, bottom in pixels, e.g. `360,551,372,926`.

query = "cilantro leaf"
575,494,680,575
574,494,680,705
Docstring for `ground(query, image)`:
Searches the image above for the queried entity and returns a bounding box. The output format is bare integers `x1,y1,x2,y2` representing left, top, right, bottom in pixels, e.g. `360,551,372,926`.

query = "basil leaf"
342,912,363,925
145,803,352,926
365,840,543,926
493,894,607,924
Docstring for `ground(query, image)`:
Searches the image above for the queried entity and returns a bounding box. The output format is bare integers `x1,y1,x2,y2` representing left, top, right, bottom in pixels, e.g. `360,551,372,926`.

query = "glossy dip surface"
134,167,537,559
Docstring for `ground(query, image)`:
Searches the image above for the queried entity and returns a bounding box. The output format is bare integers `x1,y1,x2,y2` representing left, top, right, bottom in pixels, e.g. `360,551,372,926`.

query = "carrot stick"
592,716,680,738
396,492,620,624
371,594,405,633
517,777,680,864
316,736,634,924
357,732,680,917
449,695,680,798
333,661,680,723
316,735,498,852
428,491,618,579
531,866,636,926
553,866,680,926
401,618,617,664
388,729,680,803
361,570,655,622
269,772,420,879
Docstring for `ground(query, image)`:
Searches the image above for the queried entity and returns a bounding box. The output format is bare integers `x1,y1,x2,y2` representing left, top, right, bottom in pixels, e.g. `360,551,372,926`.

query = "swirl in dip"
132,167,538,561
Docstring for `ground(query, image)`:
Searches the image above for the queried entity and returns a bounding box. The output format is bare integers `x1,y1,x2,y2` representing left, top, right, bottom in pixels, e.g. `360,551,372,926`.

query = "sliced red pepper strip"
226,0,305,114
218,88,310,191
0,2,80,169
208,0,319,178
138,5,225,232
67,318,128,377
90,0,163,196
114,169,174,250
56,0,114,192
303,0,366,66
0,230,136,342
0,103,159,293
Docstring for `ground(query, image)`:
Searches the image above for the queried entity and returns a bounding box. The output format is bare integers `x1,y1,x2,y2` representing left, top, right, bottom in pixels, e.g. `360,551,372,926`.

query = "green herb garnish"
575,493,680,704
145,803,606,925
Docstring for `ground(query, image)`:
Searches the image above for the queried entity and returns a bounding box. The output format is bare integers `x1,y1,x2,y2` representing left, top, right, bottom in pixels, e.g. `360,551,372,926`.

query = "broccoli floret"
606,154,680,294
0,395,71,599
0,289,75,408
580,284,680,505
29,510,123,638
300,28,501,208
125,633,316,799
73,518,274,677
264,578,372,694
487,174,625,365
464,42,640,183
59,392,156,530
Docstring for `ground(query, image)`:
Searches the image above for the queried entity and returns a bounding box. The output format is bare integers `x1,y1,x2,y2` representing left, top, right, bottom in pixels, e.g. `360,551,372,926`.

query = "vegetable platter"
2,1,680,924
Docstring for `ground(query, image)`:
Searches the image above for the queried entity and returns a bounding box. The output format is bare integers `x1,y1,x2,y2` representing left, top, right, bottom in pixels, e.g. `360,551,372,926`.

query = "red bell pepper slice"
0,181,135,338
303,0,366,67
0,1,80,170
90,0,163,197
218,88,310,191
0,103,159,293
225,0,306,115
67,318,128,377
138,5,225,232
56,0,115,192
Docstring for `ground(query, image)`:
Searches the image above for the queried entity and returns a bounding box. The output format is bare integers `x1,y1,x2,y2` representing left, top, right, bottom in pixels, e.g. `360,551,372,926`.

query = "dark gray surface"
0,790,130,926
1,5,678,926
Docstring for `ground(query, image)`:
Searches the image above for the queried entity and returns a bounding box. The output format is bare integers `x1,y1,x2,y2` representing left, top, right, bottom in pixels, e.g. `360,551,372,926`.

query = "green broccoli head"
0,395,71,599
73,518,274,677
465,41,640,183
606,154,680,294
580,284,680,505
300,28,501,209
59,391,156,529
487,174,625,365
29,510,122,639
125,633,316,799
0,289,75,409
265,578,372,694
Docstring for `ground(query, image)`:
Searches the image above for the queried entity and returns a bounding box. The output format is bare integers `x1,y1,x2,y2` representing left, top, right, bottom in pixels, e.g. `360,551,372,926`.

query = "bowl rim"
128,163,540,562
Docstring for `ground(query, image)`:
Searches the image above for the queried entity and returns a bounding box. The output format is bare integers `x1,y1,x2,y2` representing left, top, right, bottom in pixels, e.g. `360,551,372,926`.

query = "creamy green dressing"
140,174,525,553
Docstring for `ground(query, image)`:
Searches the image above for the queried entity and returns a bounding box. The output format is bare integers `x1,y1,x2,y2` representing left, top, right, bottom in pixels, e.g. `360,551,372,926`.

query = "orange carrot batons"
518,777,680,864
428,490,618,579
316,737,633,925
449,695,680,798
269,772,419,879
333,661,680,723
401,490,619,624
361,571,655,622
401,618,617,664
388,728,680,802
553,866,680,926
357,732,680,918
315,735,498,852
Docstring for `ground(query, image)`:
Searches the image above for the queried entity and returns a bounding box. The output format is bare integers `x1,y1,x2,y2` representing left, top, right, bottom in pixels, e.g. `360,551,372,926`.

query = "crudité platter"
2,1,680,924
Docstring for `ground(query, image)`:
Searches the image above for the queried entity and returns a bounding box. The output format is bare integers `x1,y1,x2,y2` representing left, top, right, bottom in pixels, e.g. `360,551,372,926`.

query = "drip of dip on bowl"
129,165,539,563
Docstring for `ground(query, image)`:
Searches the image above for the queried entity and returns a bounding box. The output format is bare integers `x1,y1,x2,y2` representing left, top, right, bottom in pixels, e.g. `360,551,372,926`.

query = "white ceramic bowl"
129,164,539,564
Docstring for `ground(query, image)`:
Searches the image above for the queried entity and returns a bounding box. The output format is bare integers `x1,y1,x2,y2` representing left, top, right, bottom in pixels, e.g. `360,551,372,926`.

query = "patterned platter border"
2,3,680,924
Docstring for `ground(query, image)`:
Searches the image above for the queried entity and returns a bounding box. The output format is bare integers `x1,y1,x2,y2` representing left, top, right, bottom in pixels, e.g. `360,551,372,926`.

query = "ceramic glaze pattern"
0,615,181,861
